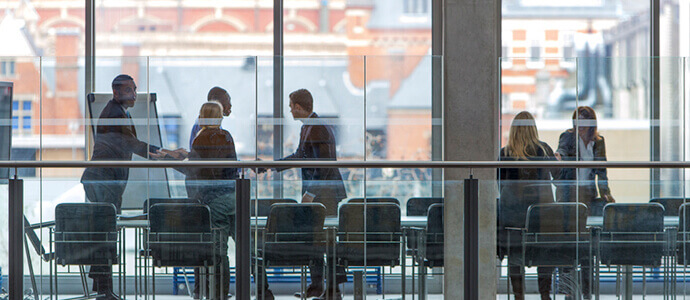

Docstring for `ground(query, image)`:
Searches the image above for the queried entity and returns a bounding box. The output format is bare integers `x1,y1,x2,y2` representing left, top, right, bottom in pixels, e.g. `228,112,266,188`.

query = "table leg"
622,265,633,300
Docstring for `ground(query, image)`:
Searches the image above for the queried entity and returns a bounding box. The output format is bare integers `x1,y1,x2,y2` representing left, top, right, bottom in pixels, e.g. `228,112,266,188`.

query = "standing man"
81,74,160,300
189,86,232,149
261,88,347,300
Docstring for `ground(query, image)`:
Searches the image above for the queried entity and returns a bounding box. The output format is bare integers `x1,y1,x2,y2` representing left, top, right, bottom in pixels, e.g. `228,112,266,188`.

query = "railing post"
9,175,23,300
235,178,251,300
464,176,479,300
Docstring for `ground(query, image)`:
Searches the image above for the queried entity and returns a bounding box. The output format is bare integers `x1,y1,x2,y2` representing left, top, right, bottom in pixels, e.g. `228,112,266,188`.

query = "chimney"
52,28,80,135
121,42,141,81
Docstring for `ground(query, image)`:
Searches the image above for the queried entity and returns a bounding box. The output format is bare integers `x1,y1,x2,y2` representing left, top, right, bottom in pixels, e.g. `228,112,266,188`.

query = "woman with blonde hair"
498,111,558,300
186,101,238,300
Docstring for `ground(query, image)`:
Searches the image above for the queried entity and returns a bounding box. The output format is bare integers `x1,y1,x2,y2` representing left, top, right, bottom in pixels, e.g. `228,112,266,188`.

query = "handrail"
0,160,689,168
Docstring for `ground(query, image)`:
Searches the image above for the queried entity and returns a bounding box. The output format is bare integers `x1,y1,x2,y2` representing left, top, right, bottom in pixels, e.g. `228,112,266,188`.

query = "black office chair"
599,203,666,298
143,198,196,213
406,204,444,300
651,197,687,217
337,203,402,299
54,203,119,299
347,197,400,206
522,203,590,299
251,198,298,216
257,203,327,298
406,197,443,217
423,204,444,268
148,204,215,298
676,203,690,264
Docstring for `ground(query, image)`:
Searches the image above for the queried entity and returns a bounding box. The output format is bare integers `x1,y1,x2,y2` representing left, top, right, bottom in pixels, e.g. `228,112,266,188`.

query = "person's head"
289,89,313,120
112,74,136,108
198,101,223,129
506,111,543,159
207,86,231,117
572,106,598,143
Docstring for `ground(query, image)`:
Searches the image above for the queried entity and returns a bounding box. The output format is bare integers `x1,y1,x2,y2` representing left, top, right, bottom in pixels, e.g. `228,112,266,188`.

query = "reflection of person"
259,89,347,300
185,102,238,300
189,86,232,149
555,106,612,300
80,74,160,300
497,111,558,300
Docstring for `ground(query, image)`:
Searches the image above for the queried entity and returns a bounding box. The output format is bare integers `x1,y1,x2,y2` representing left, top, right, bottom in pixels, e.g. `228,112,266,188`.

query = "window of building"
1,60,15,76
12,99,32,134
529,40,541,62
404,0,428,14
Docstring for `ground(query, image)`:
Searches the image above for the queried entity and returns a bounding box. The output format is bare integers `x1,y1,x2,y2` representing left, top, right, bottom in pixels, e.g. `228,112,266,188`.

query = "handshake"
149,148,188,160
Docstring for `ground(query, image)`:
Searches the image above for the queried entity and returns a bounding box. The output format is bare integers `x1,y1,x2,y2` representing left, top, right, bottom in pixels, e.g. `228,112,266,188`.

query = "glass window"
11,116,18,129
12,101,18,111
22,116,31,130
22,101,31,111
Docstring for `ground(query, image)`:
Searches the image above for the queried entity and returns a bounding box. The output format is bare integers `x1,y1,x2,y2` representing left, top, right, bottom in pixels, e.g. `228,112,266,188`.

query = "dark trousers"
193,197,236,300
312,197,347,288
509,266,553,298
83,180,124,294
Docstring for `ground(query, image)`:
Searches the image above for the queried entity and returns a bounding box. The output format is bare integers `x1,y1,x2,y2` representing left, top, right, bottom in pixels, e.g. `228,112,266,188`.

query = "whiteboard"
86,93,171,209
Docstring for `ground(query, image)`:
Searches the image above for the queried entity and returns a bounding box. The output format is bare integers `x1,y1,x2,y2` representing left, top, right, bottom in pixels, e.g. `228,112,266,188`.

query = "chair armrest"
504,227,524,232
28,220,55,229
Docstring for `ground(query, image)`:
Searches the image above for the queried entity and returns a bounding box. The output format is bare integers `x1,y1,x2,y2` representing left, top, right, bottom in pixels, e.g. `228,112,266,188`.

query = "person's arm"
594,136,614,202
98,106,159,158
556,131,571,159
189,122,199,150
274,127,308,172
542,143,561,180
224,133,240,179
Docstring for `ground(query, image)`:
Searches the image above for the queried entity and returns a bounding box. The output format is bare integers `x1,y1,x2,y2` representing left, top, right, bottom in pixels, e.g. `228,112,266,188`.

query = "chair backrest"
679,203,690,232
266,203,326,241
55,203,118,265
143,198,196,213
149,203,211,234
347,197,400,206
251,198,298,216
407,197,444,216
427,203,443,237
650,198,687,217
148,203,213,267
603,203,664,233
338,203,401,241
526,203,588,233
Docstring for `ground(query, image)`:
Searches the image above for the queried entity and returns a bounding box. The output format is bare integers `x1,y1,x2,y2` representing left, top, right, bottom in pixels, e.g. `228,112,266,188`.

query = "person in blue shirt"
189,87,232,149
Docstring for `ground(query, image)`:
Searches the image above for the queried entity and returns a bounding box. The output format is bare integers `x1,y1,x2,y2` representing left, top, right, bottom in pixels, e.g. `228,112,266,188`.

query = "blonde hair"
506,111,544,159
198,101,223,130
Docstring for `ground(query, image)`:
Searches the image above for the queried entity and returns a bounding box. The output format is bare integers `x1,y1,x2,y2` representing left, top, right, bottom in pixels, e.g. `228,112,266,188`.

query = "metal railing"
5,159,690,300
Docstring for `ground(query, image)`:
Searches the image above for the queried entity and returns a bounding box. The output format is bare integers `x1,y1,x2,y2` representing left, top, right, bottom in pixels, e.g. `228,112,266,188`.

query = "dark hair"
207,86,229,103
112,74,134,91
571,106,598,143
289,89,313,113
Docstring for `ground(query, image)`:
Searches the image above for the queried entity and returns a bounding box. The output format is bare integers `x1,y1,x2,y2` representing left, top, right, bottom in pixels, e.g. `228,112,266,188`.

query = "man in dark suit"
81,74,160,300
258,89,347,300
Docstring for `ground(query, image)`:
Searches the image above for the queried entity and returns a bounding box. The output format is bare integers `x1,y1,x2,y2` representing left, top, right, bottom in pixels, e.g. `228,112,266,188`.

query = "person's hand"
602,194,615,203
158,148,186,160
554,152,562,161
148,151,166,160
170,148,189,159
